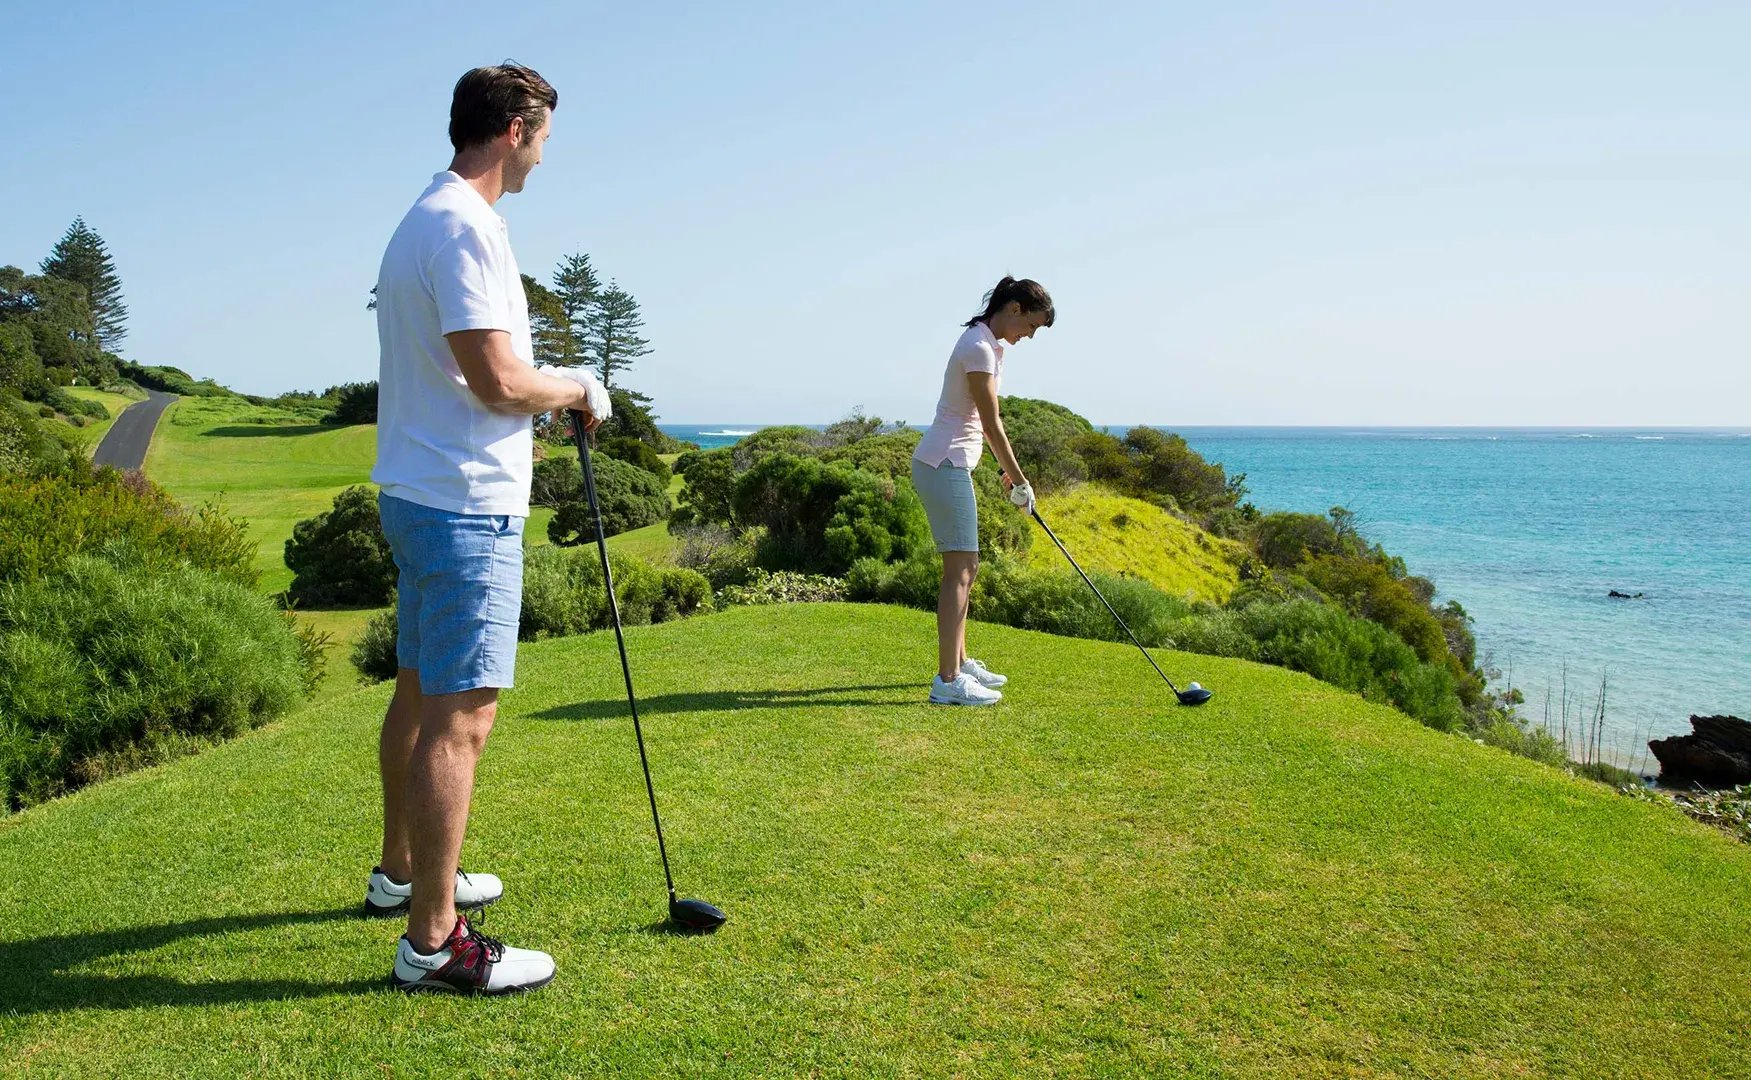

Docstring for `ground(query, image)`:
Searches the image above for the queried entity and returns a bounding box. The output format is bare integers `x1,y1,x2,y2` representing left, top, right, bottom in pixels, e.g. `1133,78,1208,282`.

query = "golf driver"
571,412,727,932
1012,479,1213,706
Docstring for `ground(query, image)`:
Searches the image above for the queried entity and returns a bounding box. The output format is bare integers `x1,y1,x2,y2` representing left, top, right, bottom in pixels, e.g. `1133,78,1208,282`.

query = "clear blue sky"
4,2,1746,425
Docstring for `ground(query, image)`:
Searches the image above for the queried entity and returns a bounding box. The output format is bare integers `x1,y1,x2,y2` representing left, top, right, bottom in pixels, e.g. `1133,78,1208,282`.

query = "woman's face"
990,301,1050,345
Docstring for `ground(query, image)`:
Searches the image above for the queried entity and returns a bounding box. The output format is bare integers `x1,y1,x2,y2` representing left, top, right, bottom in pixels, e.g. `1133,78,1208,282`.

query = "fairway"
3,604,1747,1078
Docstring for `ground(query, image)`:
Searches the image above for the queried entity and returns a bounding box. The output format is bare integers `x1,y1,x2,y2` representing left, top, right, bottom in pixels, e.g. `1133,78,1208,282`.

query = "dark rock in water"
1607,589,1646,599
1649,715,1751,787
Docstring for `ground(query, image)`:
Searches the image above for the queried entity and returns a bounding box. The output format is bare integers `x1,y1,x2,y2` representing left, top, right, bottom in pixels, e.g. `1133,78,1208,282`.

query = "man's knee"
421,688,499,755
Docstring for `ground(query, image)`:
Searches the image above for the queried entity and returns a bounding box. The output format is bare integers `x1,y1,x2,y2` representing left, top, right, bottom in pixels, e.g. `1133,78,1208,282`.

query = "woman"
910,276,1054,705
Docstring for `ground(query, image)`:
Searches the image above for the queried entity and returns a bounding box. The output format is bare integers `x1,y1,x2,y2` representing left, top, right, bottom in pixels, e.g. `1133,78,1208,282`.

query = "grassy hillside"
1030,484,1245,603
1,603,1746,1077
144,396,378,595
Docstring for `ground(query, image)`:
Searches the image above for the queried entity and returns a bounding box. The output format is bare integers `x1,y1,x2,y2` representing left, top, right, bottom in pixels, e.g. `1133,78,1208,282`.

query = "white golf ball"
1188,682,1201,691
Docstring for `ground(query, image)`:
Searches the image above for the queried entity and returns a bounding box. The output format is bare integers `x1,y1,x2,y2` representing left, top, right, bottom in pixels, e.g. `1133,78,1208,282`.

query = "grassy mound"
1,603,1746,1077
1029,484,1245,603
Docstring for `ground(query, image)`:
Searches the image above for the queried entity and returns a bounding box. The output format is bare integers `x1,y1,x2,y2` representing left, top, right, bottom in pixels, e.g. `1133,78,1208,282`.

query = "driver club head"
669,897,728,933
1177,683,1214,706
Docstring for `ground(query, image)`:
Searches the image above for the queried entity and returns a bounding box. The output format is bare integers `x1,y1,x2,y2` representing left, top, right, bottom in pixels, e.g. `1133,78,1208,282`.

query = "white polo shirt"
913,321,1005,470
372,171,535,517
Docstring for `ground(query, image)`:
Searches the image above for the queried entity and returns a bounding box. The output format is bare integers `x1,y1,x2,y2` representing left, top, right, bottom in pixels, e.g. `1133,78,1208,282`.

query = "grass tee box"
1,604,1747,1077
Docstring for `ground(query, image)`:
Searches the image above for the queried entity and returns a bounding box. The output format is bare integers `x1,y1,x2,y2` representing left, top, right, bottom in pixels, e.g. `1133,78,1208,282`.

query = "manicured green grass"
145,397,379,595
1030,484,1246,603
2,603,1747,1077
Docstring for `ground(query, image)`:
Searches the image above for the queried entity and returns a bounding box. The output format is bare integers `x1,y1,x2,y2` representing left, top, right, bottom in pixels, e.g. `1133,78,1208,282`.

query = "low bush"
322,381,377,426
0,557,305,810
599,436,672,485
0,462,256,587
547,454,670,544
519,545,711,641
720,569,847,606
733,454,931,576
353,607,400,683
284,485,397,608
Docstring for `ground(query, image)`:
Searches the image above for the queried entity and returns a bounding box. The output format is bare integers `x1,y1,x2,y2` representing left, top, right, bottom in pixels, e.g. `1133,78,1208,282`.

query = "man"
367,63,608,995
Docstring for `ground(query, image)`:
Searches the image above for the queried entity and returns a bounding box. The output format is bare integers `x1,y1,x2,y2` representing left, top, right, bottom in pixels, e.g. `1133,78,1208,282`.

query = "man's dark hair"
449,63,558,152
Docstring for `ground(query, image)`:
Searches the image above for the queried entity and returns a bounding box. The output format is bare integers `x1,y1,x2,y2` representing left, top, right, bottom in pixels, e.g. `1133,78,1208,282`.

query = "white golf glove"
537,364,612,421
1008,481,1036,515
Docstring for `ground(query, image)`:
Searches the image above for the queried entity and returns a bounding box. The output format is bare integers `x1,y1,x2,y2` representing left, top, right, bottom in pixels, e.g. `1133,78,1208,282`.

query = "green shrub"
322,381,377,425
0,463,256,586
1475,718,1570,767
0,557,304,810
284,485,397,607
970,460,1032,555
353,607,401,682
1230,599,1464,731
600,436,672,485
845,552,943,610
519,545,711,641
547,453,669,544
720,569,848,606
0,393,71,475
820,430,922,481
1252,509,1358,569
733,454,931,575
999,397,1094,493
0,323,46,397
669,448,738,530
731,425,829,470
970,558,1194,647
1301,554,1451,664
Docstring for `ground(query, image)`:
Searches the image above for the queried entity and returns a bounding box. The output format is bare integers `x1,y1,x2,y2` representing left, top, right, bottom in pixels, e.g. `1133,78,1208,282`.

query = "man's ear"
506,115,526,148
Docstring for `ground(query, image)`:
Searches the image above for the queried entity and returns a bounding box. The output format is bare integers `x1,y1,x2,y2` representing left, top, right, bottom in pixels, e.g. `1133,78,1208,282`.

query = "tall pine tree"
40,217,127,352
549,253,597,367
521,274,569,365
584,282,651,390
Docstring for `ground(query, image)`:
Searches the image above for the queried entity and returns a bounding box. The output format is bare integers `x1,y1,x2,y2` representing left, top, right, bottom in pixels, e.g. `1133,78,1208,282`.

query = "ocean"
664,424,1751,764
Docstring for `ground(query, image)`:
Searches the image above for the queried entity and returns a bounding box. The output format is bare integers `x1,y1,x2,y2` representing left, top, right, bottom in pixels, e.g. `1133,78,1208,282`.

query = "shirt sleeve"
429,225,515,336
956,337,999,376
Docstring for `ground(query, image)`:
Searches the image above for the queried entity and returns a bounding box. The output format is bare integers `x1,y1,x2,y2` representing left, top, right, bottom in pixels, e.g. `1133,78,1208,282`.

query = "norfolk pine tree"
40,217,128,352
585,282,651,390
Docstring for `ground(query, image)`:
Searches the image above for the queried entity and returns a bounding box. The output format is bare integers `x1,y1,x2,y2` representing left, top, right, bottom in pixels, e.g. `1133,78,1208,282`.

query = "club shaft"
1031,507,1186,695
574,415,678,902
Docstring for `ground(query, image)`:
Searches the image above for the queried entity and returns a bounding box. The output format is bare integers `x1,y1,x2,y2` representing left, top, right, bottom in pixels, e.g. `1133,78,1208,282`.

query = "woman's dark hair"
963,276,1054,329
449,63,559,152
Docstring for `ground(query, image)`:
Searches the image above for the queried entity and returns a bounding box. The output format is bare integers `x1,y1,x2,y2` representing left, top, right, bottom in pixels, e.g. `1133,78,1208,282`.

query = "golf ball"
1188,682,1201,691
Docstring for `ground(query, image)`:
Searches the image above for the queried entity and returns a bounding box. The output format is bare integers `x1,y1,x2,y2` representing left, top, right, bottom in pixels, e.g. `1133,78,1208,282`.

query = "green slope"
2,604,1746,1078
1029,485,1245,603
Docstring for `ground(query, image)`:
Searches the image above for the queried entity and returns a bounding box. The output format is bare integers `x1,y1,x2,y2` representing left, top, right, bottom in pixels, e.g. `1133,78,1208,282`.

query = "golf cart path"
91,391,177,471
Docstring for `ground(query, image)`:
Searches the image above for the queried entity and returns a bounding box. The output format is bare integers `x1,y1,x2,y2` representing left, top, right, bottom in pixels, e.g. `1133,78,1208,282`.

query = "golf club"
1012,479,1213,706
571,411,727,932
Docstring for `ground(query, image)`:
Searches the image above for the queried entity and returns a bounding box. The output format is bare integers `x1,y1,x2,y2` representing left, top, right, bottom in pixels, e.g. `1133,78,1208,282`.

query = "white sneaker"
392,915,555,995
365,866,504,917
960,658,1008,689
929,672,1002,706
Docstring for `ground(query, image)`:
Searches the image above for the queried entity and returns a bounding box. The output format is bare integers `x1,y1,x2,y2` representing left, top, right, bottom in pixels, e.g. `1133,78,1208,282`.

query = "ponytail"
963,276,1055,329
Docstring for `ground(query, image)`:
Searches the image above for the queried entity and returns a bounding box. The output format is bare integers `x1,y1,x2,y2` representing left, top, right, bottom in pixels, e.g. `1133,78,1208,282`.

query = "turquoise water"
667,424,1751,764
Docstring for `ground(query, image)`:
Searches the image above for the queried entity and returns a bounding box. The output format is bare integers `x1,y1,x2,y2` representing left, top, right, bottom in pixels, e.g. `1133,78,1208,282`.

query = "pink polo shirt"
913,322,1005,470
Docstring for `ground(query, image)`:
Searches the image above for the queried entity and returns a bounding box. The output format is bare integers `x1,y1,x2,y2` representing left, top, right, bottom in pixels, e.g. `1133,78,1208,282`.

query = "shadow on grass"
200,424,333,438
0,907,382,1015
529,683,919,722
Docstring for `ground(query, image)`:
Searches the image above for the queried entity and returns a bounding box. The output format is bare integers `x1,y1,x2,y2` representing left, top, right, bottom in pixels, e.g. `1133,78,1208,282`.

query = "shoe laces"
459,913,506,963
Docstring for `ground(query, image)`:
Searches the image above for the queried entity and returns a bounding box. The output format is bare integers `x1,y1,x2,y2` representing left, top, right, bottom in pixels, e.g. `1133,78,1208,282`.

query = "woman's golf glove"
538,364,613,421
1008,482,1036,515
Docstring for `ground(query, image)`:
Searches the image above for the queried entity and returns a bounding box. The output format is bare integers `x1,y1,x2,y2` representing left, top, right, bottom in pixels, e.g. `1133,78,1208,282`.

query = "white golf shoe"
392,915,555,995
365,866,504,917
960,657,1008,689
929,672,1002,706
